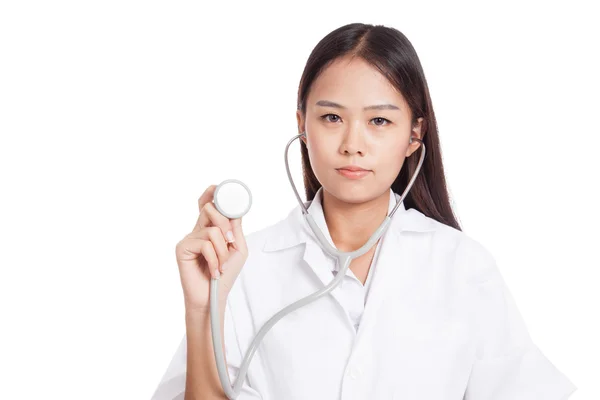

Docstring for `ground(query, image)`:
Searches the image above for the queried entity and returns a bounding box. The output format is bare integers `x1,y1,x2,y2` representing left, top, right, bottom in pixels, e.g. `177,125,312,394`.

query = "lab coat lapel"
262,186,438,335
301,240,356,327
298,187,406,333
300,189,356,330
353,224,403,342
352,201,436,345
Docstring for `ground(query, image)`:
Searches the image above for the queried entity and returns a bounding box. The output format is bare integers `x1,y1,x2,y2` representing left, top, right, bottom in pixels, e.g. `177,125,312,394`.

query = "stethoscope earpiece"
302,131,419,144
303,131,419,144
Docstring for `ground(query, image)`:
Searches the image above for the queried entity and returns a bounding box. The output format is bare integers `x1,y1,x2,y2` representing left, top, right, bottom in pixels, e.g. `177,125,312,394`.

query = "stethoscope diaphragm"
213,179,252,219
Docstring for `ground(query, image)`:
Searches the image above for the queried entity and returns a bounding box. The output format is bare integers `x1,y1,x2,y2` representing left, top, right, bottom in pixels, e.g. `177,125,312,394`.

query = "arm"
462,241,577,399
184,302,228,399
151,299,263,400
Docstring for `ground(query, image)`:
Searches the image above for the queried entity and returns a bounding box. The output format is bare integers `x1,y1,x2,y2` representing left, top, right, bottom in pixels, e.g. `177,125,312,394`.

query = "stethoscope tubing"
210,133,426,399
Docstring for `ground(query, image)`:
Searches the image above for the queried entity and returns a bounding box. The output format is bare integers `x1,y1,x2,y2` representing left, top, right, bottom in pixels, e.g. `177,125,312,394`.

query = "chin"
323,181,378,204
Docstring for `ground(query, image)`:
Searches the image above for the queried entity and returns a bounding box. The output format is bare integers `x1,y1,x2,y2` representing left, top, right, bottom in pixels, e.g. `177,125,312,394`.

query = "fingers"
200,240,220,279
230,218,247,255
176,236,220,279
194,202,235,246
192,185,217,231
190,227,231,276
198,185,217,210
184,185,246,280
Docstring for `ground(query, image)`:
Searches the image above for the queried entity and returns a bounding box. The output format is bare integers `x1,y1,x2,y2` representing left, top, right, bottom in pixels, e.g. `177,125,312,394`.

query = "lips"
337,165,370,172
336,166,371,179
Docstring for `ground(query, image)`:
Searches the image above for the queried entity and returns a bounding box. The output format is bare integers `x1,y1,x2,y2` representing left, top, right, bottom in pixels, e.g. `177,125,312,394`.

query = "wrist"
184,301,227,317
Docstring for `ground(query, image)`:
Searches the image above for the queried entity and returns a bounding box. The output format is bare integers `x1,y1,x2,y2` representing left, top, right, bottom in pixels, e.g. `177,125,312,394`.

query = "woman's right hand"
175,184,249,313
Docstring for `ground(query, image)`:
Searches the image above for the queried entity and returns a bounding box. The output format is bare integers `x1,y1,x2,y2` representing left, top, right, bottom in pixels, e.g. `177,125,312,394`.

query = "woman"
152,23,576,399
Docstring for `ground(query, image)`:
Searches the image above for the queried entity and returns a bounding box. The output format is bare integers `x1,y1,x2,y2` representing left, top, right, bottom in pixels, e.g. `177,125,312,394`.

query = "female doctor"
152,23,577,400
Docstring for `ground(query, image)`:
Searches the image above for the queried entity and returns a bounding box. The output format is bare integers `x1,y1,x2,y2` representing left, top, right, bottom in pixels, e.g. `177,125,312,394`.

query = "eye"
320,113,341,123
371,117,391,126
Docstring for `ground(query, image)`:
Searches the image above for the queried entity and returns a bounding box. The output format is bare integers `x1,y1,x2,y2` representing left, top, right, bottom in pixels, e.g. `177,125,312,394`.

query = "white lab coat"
151,188,577,400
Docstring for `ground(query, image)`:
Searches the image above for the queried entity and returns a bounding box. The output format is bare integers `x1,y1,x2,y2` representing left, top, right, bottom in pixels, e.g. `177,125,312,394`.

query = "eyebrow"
315,100,400,111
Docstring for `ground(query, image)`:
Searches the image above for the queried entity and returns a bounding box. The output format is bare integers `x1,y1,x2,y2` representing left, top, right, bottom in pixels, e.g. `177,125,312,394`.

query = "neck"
321,189,390,252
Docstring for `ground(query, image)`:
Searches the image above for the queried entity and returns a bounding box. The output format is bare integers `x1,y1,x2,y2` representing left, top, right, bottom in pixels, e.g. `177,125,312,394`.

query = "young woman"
152,23,576,400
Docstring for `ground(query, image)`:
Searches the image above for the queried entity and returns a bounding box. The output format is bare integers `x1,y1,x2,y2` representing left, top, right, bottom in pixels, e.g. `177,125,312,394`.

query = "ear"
296,110,307,144
406,117,424,157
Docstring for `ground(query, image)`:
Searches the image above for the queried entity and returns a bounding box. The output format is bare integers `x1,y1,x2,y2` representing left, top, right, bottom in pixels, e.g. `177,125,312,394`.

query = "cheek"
306,137,331,165
375,142,407,174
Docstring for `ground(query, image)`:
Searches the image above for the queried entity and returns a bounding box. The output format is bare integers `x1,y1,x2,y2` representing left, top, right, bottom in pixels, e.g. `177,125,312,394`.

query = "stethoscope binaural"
209,132,425,399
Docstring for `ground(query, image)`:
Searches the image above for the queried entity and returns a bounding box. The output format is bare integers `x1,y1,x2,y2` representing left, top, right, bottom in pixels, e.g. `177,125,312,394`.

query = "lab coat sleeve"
150,299,263,400
463,245,577,399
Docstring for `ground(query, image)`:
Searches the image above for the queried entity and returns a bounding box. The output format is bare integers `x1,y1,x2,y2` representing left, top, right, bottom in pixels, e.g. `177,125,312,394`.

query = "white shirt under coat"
151,187,576,400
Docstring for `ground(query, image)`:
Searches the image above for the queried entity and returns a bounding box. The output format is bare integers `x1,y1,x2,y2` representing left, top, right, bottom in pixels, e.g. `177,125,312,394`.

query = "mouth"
336,166,372,180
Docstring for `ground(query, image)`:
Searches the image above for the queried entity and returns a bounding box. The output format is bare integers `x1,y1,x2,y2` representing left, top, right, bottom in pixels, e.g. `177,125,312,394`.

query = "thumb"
230,218,247,254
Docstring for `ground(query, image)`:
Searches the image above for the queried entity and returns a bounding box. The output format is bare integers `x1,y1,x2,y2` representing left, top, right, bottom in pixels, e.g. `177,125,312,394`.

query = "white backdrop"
0,1,597,399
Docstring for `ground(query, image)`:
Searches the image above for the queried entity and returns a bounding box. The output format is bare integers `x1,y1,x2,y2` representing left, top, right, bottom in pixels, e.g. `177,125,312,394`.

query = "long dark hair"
297,23,461,231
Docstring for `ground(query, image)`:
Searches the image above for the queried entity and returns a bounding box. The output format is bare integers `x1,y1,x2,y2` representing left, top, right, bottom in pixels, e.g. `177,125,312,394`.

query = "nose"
339,123,366,156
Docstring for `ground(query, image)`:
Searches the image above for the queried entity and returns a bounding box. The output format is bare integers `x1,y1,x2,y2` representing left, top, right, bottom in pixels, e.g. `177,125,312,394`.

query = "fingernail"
226,231,235,243
214,269,220,279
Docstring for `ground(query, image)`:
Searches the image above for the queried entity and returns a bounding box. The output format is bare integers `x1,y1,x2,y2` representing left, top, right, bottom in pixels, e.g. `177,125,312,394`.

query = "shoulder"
243,207,298,253
244,223,276,253
234,207,301,284
226,209,301,303
400,207,500,285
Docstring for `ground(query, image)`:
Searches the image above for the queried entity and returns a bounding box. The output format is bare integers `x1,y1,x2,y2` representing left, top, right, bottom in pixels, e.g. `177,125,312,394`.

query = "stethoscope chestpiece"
213,179,253,219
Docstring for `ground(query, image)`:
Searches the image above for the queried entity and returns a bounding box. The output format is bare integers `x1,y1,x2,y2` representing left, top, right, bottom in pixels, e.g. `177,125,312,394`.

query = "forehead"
307,56,408,111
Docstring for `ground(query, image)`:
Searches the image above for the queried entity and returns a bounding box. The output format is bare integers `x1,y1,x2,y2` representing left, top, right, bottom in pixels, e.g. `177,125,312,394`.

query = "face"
296,55,424,204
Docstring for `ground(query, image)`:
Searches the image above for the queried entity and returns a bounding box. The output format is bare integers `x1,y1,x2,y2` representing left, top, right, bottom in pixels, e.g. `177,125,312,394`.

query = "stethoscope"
209,132,425,399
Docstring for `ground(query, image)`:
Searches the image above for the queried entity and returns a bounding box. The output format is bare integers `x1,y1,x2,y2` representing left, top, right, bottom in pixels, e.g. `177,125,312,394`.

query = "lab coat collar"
262,186,437,336
262,186,437,253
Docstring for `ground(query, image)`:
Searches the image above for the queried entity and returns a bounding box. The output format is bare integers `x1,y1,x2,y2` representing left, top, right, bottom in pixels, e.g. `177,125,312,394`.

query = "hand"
175,185,249,313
